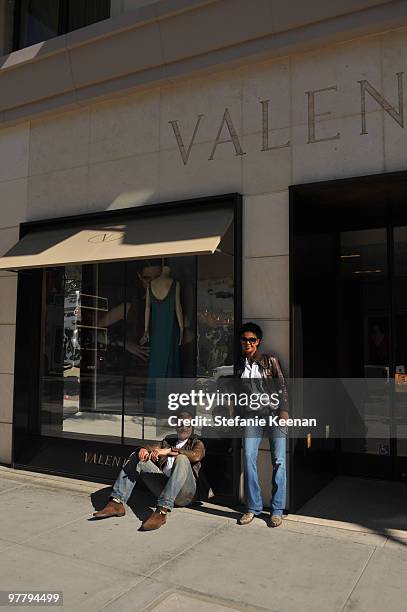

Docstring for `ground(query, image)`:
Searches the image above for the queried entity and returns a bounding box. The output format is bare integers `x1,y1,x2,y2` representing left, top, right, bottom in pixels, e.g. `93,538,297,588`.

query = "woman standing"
236,322,289,527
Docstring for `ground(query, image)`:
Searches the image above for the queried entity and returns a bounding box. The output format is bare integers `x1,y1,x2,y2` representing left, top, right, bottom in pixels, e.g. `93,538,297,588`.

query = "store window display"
38,224,235,444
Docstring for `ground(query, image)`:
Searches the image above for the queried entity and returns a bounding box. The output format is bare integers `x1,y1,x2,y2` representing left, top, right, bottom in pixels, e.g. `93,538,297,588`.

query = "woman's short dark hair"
239,322,263,341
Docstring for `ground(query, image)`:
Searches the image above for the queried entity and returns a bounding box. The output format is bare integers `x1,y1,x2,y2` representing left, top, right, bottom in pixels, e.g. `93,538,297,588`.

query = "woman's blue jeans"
243,423,287,516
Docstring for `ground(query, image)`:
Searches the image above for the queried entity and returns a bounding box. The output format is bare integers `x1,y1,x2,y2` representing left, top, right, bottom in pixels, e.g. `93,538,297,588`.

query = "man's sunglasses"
240,337,258,344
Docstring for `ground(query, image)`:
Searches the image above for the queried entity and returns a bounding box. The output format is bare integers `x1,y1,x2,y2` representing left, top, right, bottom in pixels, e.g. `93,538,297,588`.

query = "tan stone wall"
20,27,407,367
121,0,158,12
0,0,404,128
0,122,29,462
1,25,407,479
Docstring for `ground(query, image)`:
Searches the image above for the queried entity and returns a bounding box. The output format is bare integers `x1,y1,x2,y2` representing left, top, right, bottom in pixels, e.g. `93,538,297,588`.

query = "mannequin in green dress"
140,265,183,410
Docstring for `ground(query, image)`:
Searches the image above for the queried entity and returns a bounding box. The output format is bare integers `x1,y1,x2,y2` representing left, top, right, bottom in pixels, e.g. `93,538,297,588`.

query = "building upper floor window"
14,0,111,51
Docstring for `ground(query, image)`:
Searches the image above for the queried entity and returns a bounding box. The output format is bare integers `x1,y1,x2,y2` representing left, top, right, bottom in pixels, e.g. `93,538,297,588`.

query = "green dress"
145,280,180,411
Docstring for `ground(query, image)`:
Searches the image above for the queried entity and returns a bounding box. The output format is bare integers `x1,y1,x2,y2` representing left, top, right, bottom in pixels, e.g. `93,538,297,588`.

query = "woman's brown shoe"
141,508,167,531
269,515,283,528
93,500,125,519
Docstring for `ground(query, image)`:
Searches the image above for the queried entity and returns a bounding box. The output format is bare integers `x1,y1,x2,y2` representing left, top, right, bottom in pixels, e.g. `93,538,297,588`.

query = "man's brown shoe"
141,508,167,531
93,500,125,519
270,515,283,528
238,512,255,525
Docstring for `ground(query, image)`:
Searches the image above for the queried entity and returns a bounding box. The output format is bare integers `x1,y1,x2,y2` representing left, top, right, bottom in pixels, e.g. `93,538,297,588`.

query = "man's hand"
138,448,150,462
149,447,172,462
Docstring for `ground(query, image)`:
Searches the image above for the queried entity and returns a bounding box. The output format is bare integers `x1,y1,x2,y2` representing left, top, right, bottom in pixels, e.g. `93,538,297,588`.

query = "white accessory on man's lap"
162,438,188,476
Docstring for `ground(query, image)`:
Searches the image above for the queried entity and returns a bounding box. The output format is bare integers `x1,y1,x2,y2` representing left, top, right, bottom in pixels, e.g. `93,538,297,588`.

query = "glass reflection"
340,229,391,455
40,227,235,447
197,223,234,377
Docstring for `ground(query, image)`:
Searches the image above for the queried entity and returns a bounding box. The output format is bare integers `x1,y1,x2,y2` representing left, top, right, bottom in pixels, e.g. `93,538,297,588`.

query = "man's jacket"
135,435,213,500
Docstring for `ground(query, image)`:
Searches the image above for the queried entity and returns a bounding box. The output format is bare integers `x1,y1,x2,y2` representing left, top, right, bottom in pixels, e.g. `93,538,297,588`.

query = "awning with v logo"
0,207,233,271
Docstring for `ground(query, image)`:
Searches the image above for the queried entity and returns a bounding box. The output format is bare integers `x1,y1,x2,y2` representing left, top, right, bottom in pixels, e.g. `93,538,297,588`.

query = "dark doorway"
290,171,407,510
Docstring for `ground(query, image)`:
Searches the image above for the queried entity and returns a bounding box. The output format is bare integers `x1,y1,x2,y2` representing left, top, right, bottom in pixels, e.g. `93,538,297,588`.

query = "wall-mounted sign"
83,451,129,469
168,73,404,165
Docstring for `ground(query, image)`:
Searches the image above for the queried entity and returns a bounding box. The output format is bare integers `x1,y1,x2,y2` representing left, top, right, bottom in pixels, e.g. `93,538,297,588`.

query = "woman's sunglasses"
240,337,258,344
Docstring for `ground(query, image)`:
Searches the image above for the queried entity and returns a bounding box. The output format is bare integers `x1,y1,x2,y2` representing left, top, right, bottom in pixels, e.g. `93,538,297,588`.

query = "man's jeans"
243,423,287,516
111,453,196,510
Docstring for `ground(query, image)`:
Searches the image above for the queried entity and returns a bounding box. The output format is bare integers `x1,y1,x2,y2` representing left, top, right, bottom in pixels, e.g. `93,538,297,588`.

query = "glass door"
338,225,407,481
339,228,393,478
291,178,407,510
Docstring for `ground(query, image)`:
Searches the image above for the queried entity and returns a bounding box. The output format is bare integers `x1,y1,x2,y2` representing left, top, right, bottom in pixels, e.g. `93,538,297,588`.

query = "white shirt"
241,357,270,410
162,438,188,476
241,358,262,379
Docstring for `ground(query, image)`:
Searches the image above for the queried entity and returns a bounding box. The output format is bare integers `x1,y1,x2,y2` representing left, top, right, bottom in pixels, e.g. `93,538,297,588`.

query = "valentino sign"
168,73,404,165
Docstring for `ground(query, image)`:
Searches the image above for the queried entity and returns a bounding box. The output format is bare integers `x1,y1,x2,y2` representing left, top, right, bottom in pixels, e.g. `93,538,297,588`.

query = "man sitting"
93,410,209,531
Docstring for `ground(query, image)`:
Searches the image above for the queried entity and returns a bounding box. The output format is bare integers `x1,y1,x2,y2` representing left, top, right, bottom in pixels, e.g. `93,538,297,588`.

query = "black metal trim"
12,0,22,52
387,222,397,477
289,167,407,194
59,0,69,36
232,193,243,501
288,185,295,512
12,0,112,52
19,194,241,236
121,262,127,444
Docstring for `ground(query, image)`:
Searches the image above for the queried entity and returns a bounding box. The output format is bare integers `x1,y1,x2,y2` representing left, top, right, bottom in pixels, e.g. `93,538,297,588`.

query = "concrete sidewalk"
0,467,406,612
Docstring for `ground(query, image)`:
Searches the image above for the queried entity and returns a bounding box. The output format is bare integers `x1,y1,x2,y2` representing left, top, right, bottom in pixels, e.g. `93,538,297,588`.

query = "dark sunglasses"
240,336,258,344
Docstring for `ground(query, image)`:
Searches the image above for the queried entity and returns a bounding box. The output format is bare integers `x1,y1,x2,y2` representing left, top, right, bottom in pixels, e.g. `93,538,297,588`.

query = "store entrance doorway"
290,171,407,511
339,225,407,481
